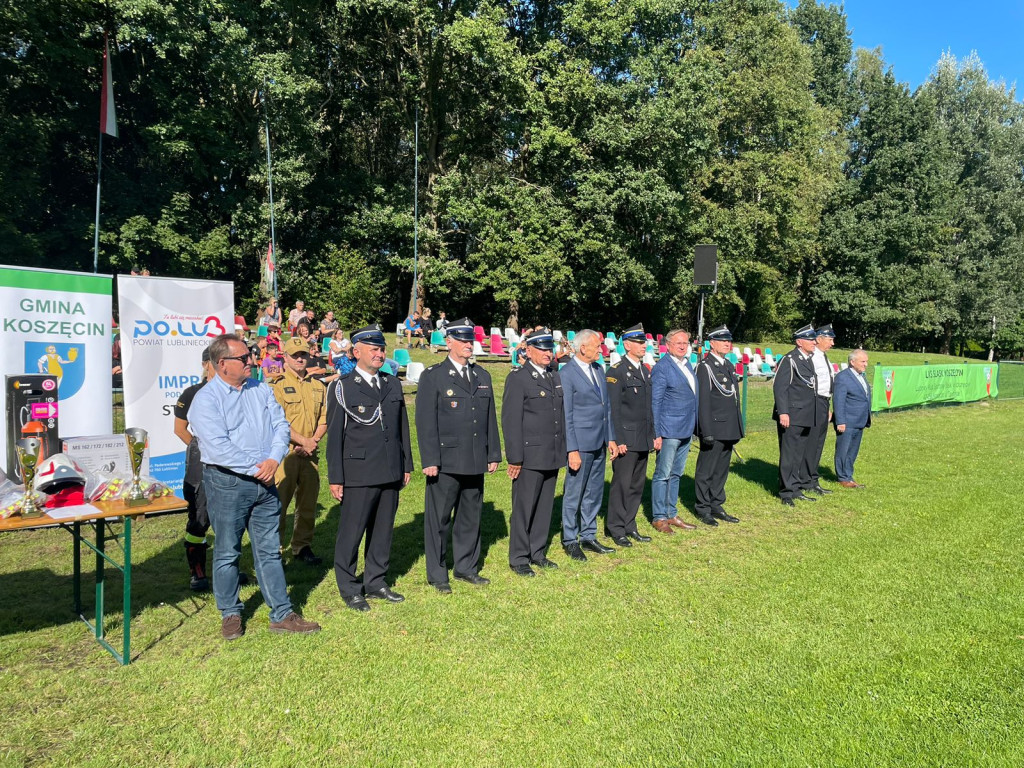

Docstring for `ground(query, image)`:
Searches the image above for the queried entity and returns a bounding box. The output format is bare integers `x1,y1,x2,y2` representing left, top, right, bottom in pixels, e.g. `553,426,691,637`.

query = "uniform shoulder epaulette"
427,363,441,371
606,375,617,383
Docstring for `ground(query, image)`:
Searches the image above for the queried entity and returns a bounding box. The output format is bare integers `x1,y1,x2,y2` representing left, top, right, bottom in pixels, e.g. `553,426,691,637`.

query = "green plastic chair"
392,348,412,368
430,330,445,347
566,331,576,342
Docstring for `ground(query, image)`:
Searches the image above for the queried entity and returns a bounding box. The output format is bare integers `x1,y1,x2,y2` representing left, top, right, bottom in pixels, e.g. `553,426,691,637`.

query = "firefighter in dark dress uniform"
693,325,744,526
501,329,566,577
773,324,820,507
415,318,501,593
605,323,660,546
326,324,413,612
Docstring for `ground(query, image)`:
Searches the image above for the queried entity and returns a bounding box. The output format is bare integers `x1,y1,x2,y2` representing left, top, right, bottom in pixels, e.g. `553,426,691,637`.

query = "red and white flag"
264,241,275,286
100,34,118,138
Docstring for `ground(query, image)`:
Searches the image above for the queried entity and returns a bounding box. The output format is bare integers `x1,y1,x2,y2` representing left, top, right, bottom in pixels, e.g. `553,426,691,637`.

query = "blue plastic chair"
392,348,412,368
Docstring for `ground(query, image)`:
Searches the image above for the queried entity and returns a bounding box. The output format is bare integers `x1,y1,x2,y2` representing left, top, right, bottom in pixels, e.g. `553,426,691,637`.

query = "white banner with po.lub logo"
118,275,233,493
0,265,113,478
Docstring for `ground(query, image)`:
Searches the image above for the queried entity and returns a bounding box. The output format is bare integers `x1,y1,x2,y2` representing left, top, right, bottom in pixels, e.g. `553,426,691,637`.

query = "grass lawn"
2,350,1022,767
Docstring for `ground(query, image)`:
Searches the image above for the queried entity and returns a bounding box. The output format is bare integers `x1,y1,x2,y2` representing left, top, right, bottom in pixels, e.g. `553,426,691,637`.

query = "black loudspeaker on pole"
694,244,718,287
694,244,718,344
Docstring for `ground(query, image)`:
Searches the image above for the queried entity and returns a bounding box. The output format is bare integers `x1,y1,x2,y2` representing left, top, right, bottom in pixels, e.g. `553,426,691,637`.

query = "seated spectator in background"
404,311,425,348
306,344,330,380
320,311,339,338
436,311,449,335
305,308,317,331
259,299,282,328
328,329,346,361
267,322,282,346
287,301,305,335
331,337,356,376
262,340,285,380
420,308,435,336
296,321,314,345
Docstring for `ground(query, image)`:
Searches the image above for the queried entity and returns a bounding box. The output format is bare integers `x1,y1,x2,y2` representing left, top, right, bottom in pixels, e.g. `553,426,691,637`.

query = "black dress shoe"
611,535,633,547
695,515,719,527
626,531,652,543
562,543,587,562
294,546,323,565
365,587,405,603
781,498,796,507
342,594,371,612
711,510,740,523
531,557,558,569
510,564,536,577
809,485,833,495
454,572,490,586
793,493,817,502
580,539,615,554
429,581,452,594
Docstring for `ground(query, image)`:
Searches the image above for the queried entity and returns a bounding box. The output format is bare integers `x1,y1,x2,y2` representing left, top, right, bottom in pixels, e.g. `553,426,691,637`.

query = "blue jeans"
834,427,864,483
561,448,606,543
651,437,692,521
204,466,293,623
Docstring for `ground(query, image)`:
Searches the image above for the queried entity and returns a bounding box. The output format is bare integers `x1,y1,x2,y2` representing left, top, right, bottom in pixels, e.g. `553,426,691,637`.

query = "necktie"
371,376,381,397
590,366,602,397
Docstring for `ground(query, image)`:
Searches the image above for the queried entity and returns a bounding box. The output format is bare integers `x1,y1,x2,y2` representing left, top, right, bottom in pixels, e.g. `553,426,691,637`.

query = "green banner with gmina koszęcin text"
871,364,997,412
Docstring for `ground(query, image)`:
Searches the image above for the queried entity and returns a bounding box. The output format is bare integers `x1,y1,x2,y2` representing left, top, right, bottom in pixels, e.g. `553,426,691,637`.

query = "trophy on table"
124,427,151,507
15,437,43,518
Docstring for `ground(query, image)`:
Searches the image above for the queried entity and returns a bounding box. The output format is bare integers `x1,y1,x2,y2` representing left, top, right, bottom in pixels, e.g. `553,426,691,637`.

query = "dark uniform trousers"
334,482,401,597
415,359,501,583
183,439,209,539
695,439,735,517
424,472,484,584
326,372,413,598
694,356,743,518
501,365,565,569
605,359,655,537
806,394,831,488
606,451,649,537
773,349,819,500
510,468,559,567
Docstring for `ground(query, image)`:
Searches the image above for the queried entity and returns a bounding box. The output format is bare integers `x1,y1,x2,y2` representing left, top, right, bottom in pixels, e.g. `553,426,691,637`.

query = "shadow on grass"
277,500,339,612
0,523,207,654
729,457,779,495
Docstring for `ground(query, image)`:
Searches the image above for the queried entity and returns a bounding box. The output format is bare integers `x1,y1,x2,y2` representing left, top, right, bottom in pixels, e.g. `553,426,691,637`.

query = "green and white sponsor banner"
872,364,997,411
0,265,113,468
118,275,233,493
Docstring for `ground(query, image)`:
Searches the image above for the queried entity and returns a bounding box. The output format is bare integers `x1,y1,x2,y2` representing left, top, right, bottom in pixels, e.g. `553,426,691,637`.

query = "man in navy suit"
560,329,618,561
832,349,872,488
650,329,699,534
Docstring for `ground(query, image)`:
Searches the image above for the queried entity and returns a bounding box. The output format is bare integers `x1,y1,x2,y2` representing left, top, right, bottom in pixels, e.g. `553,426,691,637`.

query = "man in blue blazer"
832,349,872,488
650,329,699,533
560,329,618,561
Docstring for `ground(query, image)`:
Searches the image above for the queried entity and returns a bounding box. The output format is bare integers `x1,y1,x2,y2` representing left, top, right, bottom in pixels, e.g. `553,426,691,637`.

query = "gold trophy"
124,428,151,507
15,437,43,519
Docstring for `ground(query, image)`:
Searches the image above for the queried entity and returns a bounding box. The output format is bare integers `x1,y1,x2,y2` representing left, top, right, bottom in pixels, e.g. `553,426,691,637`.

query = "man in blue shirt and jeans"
190,333,321,640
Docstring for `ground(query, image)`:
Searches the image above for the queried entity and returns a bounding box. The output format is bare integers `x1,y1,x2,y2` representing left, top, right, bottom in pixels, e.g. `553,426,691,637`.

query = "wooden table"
0,496,186,665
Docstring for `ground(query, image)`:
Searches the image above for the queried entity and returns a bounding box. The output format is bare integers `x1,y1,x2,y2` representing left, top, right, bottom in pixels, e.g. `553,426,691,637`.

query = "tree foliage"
2,0,1022,354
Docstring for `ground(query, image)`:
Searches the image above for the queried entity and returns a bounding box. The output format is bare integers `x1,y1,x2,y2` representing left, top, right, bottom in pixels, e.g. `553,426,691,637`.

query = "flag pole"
262,75,278,302
410,104,419,315
93,131,103,274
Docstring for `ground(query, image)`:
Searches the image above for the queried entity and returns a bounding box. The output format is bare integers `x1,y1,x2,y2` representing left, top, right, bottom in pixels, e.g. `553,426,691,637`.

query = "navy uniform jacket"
695,355,744,441
772,348,819,427
501,364,566,471
325,370,413,487
415,358,501,474
606,358,655,452
832,367,872,430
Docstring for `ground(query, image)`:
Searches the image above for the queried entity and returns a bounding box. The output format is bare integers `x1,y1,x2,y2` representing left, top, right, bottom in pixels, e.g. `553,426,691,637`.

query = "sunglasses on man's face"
221,352,253,364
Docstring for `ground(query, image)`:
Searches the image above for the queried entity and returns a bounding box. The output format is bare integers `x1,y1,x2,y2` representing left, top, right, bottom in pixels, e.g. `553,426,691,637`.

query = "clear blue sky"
805,1,1024,94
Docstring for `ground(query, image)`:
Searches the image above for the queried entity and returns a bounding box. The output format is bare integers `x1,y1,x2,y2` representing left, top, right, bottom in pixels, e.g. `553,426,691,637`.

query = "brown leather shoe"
652,519,675,534
269,611,321,634
667,516,697,530
221,614,244,641
839,480,859,489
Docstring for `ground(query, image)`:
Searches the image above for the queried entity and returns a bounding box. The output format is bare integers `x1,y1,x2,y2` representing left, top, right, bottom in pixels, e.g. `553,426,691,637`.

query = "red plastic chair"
490,334,506,355
474,326,486,342
600,343,609,356
742,353,750,365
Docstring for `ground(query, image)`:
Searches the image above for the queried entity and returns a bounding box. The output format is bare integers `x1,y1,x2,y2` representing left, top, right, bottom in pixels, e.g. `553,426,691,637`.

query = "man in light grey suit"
560,329,618,561
833,349,872,488
650,329,699,534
